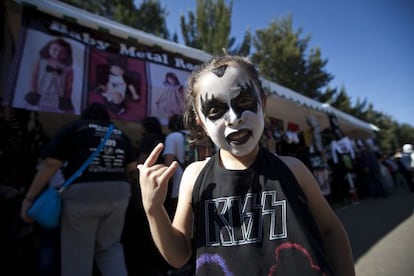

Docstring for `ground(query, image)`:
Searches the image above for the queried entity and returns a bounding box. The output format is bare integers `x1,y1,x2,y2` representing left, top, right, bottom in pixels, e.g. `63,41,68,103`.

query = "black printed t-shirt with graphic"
40,119,135,183
192,146,333,275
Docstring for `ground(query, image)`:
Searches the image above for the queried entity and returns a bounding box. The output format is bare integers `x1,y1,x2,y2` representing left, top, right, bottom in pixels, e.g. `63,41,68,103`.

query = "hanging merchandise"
285,122,300,144
307,115,323,152
328,113,345,140
261,117,276,152
306,115,331,196
331,137,355,166
308,151,325,170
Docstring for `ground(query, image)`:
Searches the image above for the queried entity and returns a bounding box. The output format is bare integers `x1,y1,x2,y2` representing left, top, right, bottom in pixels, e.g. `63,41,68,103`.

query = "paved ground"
334,188,414,276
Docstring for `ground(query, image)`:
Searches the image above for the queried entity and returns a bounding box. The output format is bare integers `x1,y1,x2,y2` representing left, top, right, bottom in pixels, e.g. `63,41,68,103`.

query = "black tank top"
192,147,333,275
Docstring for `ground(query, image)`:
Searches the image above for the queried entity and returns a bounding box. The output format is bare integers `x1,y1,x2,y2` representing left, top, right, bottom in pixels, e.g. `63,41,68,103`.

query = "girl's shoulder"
179,158,210,200
184,158,210,176
276,154,307,177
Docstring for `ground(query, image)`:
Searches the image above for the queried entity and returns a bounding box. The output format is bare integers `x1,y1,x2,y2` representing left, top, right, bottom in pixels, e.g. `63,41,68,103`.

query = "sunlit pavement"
334,188,414,276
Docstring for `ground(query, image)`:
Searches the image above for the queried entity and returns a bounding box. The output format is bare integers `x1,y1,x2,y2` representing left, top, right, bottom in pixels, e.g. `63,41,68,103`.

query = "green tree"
229,29,252,56
134,0,170,39
305,48,333,100
318,86,337,105
252,15,332,99
180,0,250,55
58,0,170,39
350,97,368,119
395,123,414,149
374,115,399,153
330,86,353,114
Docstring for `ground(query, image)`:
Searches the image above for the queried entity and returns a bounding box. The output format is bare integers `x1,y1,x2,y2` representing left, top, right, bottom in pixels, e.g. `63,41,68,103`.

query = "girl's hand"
137,143,178,215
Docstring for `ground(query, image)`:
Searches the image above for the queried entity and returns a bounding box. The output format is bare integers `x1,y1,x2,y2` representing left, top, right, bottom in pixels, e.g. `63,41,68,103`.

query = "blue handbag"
27,124,114,228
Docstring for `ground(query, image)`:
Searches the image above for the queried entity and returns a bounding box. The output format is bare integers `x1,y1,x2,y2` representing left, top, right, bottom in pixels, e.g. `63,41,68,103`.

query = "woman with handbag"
21,103,137,276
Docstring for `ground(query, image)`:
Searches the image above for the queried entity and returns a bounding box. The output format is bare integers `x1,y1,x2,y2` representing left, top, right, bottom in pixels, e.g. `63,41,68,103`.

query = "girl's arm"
138,143,200,268
281,156,356,276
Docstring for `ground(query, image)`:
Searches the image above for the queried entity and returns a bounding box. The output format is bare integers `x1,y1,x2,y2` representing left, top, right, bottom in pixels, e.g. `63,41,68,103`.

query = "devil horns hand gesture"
137,143,178,216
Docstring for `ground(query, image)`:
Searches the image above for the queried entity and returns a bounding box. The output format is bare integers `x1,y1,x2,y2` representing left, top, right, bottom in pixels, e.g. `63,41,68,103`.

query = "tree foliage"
133,0,170,39
330,86,353,114
252,15,332,99
180,0,251,55
58,0,170,39
251,15,413,151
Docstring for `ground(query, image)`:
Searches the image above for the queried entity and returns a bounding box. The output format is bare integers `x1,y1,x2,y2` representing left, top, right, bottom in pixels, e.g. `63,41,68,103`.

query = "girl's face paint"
196,65,264,156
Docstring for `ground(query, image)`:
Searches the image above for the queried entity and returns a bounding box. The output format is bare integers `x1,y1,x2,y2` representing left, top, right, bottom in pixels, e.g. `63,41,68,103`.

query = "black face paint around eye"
200,94,228,121
231,80,259,118
212,65,228,77
199,79,259,122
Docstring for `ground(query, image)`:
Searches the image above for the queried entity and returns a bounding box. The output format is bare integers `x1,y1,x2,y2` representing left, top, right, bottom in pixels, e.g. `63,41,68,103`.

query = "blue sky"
138,0,414,127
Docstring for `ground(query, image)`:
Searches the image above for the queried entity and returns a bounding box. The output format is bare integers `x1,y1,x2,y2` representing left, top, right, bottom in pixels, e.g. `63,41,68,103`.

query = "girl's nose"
226,109,242,127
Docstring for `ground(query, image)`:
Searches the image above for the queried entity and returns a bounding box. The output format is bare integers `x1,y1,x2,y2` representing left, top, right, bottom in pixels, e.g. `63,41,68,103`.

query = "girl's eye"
207,106,227,120
201,96,228,121
237,97,256,109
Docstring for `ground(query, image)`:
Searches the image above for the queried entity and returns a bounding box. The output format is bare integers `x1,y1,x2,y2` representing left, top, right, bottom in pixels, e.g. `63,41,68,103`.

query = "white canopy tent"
2,0,378,139
262,79,378,138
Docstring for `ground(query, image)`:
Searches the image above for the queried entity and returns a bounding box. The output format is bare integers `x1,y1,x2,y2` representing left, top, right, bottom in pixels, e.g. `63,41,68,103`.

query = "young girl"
138,54,355,275
25,38,74,112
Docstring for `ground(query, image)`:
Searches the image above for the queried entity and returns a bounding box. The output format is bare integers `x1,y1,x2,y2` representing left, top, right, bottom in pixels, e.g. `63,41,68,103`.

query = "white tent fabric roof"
262,79,378,138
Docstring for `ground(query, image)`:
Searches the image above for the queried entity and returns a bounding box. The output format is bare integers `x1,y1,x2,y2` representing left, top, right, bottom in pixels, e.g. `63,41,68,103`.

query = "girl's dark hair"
39,38,73,66
142,116,163,135
81,103,110,121
168,114,184,132
183,54,265,142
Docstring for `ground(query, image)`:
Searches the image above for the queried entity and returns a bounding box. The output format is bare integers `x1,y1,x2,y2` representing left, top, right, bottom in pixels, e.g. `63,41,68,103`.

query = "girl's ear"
196,116,208,133
196,117,203,127
261,95,267,110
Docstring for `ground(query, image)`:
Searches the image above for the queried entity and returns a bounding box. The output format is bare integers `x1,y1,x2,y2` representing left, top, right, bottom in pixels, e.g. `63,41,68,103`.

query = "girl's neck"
219,145,259,170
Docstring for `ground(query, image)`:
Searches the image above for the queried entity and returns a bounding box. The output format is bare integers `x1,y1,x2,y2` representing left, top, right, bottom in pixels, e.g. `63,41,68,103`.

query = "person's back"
401,144,414,192
21,103,136,276
137,116,165,164
359,143,385,197
163,114,186,218
401,144,413,170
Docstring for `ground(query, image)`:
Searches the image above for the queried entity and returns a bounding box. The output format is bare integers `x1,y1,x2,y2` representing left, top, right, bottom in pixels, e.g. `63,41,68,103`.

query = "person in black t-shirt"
21,103,136,276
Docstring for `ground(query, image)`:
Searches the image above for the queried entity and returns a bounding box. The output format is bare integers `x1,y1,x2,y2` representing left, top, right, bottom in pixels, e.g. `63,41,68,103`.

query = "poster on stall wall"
4,7,197,124
147,63,190,125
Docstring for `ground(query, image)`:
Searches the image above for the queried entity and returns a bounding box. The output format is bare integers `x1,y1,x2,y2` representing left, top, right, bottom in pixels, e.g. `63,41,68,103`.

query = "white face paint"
196,65,264,156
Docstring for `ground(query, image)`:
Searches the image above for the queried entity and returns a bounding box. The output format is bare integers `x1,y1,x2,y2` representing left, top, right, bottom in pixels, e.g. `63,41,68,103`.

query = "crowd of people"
259,118,414,205
1,54,413,276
